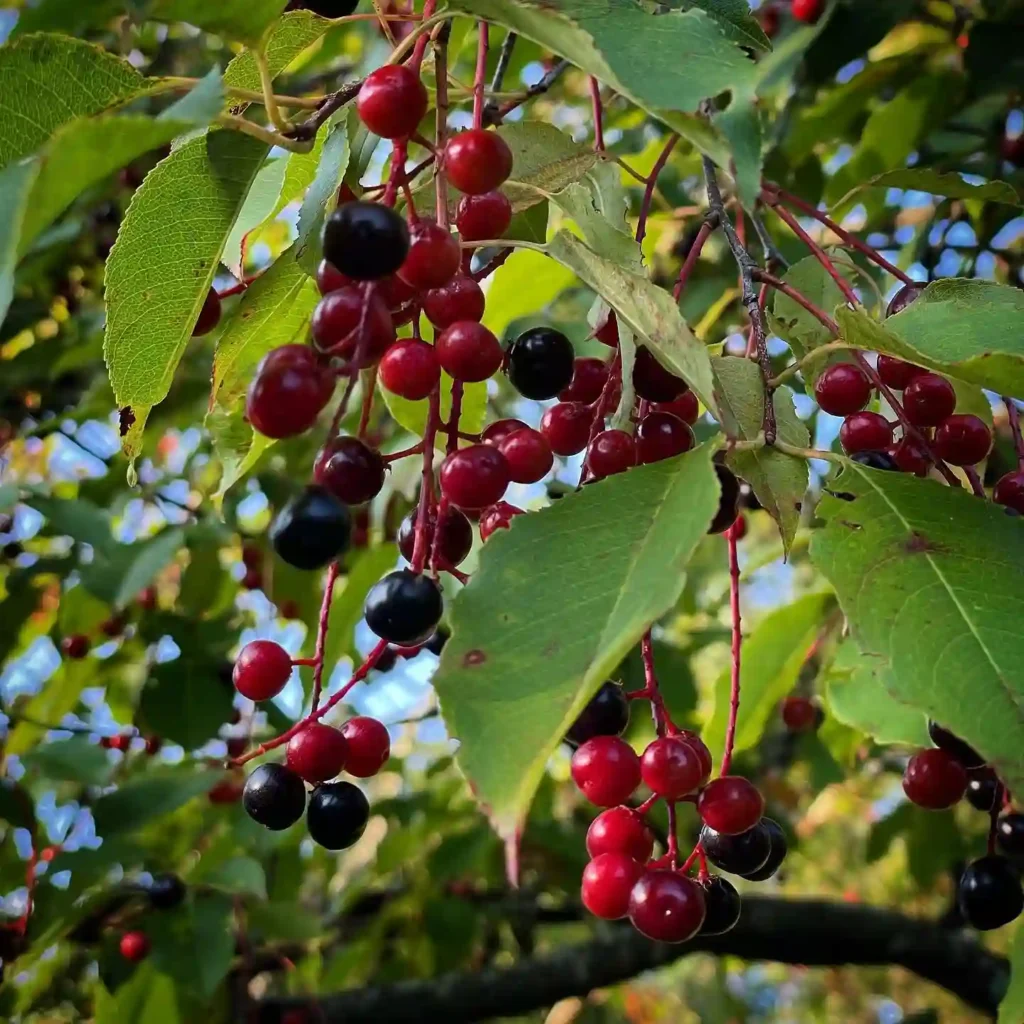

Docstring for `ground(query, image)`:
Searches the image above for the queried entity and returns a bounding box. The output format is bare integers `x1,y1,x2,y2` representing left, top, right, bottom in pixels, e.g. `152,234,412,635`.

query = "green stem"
769,341,857,387
774,441,843,463
215,114,314,153
255,48,289,132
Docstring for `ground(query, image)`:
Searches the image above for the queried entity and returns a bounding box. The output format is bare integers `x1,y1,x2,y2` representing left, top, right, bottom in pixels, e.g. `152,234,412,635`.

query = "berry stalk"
721,524,742,776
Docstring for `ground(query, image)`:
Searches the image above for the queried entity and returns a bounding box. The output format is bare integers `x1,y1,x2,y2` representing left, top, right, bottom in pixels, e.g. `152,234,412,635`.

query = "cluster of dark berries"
903,721,1024,930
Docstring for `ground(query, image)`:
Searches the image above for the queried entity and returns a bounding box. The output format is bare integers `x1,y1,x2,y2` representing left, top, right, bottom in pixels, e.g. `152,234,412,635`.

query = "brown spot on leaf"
118,407,136,436
463,649,486,667
904,531,945,555
837,520,863,531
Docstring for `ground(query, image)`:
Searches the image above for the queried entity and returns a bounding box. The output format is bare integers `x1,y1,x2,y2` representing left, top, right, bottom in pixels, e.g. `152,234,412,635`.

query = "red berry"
137,586,157,611
144,735,162,756
637,411,694,464
398,505,473,566
286,723,348,783
444,129,514,195
1002,134,1024,166
192,288,221,337
728,515,747,541
628,869,706,943
698,776,764,835
314,437,386,505
423,276,485,329
311,286,395,365
119,931,150,962
356,65,428,140
378,273,418,312
581,852,644,920
885,284,924,318
654,390,699,425
840,411,892,454
241,544,262,570
398,218,461,290
791,0,824,24
570,736,641,807
903,373,956,428
39,845,58,862
903,748,968,809
540,402,592,456
226,736,248,758
481,418,528,446
560,357,609,404
99,614,127,638
586,806,655,862
378,339,440,400
455,190,512,242
814,364,871,416
876,354,924,389
439,444,510,509
758,3,781,37
233,640,292,701
640,736,703,799
498,427,553,484
632,347,687,403
340,716,390,777
781,695,820,733
994,469,1024,514
316,259,349,296
587,430,636,479
934,414,991,466
208,777,244,804
241,567,263,591
61,634,90,659
594,310,619,348
435,321,503,382
889,436,932,476
110,734,132,752
246,346,334,440
479,501,525,541
677,729,713,783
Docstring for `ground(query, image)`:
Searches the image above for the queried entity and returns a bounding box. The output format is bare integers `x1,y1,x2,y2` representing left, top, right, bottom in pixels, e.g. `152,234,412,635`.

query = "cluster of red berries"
903,721,1024,930
568,683,782,941
758,0,824,37
99,733,162,755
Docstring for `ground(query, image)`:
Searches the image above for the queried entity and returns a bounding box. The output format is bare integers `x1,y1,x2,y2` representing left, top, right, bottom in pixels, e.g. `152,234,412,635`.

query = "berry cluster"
757,0,825,37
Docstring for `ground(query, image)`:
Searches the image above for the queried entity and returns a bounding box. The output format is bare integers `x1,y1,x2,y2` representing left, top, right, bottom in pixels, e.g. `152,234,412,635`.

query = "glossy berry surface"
356,65,428,139
587,430,636,479
478,501,525,541
814,363,871,416
850,450,899,471
928,720,986,769
364,569,443,645
902,748,967,809
840,411,892,454
286,723,348,783
885,283,924,318
307,781,370,850
628,870,706,943
247,345,333,439
455,190,512,242
958,856,1024,930
700,821,772,876
314,437,386,505
311,286,394,365
398,504,473,566
316,259,348,296
242,763,306,831
498,427,553,484
540,402,592,456
560,357,609,404
192,287,221,337
889,437,931,476
581,852,643,920
637,411,694,464
678,729,713,783
641,736,704,799
996,814,1024,857
708,466,741,535
233,640,292,701
61,634,89,659
966,769,1001,812
654,390,700,425
482,418,528,446
398,218,461,290
323,201,409,281
699,776,764,835
147,873,186,910
781,695,821,733
440,444,510,509
994,469,1024,514
586,806,654,862
594,310,619,347
791,0,824,23
120,931,150,962
444,129,514,195
934,414,991,466
571,736,642,807
436,321,503,382
566,682,630,748
507,327,576,401
903,373,956,427
423,276,485,328
740,817,788,881
378,338,440,400
700,876,741,936
340,716,391,777
876,354,924,389
270,485,351,570
632,347,687,403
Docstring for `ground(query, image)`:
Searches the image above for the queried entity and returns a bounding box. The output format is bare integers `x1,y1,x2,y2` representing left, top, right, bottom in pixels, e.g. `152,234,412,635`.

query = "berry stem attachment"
672,217,716,301
434,23,451,228
472,23,489,129
310,561,342,713
589,77,605,152
721,526,742,777
255,46,290,132
411,388,442,573
1005,398,1024,470
636,135,678,247
640,631,671,736
482,31,517,125
753,269,841,337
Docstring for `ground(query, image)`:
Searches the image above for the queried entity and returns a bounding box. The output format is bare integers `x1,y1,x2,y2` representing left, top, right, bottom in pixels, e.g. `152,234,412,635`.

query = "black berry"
425,627,449,655
506,327,575,401
965,768,1001,812
708,466,741,535
958,856,1024,930
307,781,370,850
700,820,772,876
996,814,1024,857
739,817,787,881
928,720,985,769
146,873,186,910
364,569,443,645
850,450,899,471
699,876,742,936
270,485,351,570
565,682,630,749
322,201,409,281
242,763,306,831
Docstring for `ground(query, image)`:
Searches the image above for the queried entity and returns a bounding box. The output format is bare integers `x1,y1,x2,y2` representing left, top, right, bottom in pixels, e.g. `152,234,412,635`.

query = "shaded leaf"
22,737,113,787
92,766,224,836
95,962,181,1024
6,660,95,756
195,856,267,898
295,109,350,275
81,529,186,607
147,0,289,42
147,893,235,998
833,168,1023,212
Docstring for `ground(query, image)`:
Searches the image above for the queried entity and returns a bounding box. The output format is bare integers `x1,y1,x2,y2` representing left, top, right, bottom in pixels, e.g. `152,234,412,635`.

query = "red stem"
770,203,861,308
754,270,840,333
357,370,376,438
384,441,426,463
1005,398,1024,470
672,220,714,302
636,134,678,247
472,23,489,129
310,561,341,713
964,466,986,498
589,76,605,152
720,528,742,776
411,388,442,573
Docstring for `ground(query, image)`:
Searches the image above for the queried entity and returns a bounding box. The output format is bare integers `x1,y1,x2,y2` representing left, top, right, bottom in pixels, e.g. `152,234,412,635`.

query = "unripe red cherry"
444,129,514,195
903,748,968,809
933,414,991,466
286,723,348,783
378,339,440,400
540,402,592,456
479,501,525,541
903,373,956,427
594,310,619,347
637,412,694,464
233,640,292,701
246,345,334,440
192,288,221,337
640,736,703,799
698,776,764,835
791,0,824,24
560,357,609,404
781,695,821,733
632,347,687,403
758,2,780,37
678,729,713,783
581,852,644,920
119,930,150,962
144,735,162,756
571,735,641,807
498,427,553,484
814,364,871,416
994,469,1024,514
356,65,428,139
1002,134,1024,166
439,444,510,509
587,430,636,479
654,390,700,425
208,776,244,804
481,418,528,446
242,568,263,591
628,870,706,943
840,411,892,454
889,436,932,476
455,190,512,242
61,634,90,659
586,806,655,862
423,276,485,329
398,218,461,290
311,286,395,365
316,259,349,296
876,354,924,390
435,321,503,382
314,437,386,505
340,716,391,777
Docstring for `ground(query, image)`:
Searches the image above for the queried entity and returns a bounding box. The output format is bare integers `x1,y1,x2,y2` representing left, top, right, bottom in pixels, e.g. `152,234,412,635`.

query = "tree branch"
255,897,1008,1023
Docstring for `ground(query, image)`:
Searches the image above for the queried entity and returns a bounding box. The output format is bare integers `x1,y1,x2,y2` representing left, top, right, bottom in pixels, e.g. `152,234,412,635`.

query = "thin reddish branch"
589,76,605,152
636,134,678,247
434,25,451,228
1005,398,1024,470
671,218,716,302
720,527,742,777
472,23,489,129
753,269,840,333
769,202,860,308
357,370,376,438
411,388,442,573
310,562,342,713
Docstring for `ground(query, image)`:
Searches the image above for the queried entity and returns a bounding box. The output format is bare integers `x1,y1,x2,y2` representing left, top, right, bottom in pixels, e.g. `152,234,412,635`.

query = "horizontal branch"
255,896,1008,1023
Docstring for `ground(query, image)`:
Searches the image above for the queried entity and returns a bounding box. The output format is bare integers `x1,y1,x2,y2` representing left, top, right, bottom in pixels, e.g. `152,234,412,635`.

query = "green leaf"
295,110,351,274
22,737,113,786
104,131,269,461
1000,927,1024,1024
6,660,95,756
810,462,1024,795
146,0,289,41
138,658,234,750
0,161,40,322
702,592,832,758
0,780,36,831
434,445,721,837
825,639,930,747
147,893,235,997
714,96,762,210
92,766,224,836
223,9,332,95
833,168,1024,212
81,529,186,607
838,281,1024,400
547,230,718,417
248,900,325,941
222,154,289,275
769,255,847,374
0,34,147,170
95,961,181,1024
11,0,126,38
28,497,113,551
683,0,770,51
481,246,575,341
381,373,487,451
194,856,267,898
711,356,809,552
